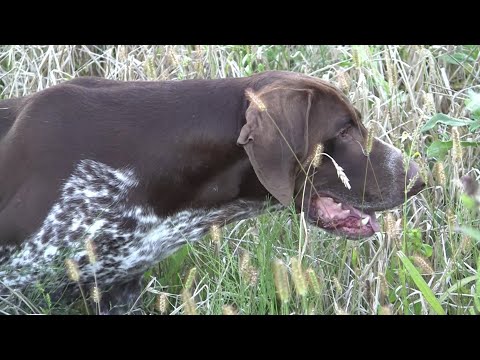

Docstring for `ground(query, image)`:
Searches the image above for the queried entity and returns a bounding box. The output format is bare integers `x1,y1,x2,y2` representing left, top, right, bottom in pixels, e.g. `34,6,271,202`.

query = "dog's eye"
339,125,351,138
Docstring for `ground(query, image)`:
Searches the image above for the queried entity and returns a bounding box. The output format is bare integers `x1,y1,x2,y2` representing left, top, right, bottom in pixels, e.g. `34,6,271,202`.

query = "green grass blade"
438,275,477,303
475,256,480,313
397,251,446,315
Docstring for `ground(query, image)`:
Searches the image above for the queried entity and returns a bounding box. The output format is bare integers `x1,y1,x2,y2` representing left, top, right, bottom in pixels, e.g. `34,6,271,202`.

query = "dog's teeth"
335,203,342,209
361,216,370,226
340,210,350,217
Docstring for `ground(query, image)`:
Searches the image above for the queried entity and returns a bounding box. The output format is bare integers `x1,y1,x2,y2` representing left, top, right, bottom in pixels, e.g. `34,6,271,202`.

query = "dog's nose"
406,160,425,197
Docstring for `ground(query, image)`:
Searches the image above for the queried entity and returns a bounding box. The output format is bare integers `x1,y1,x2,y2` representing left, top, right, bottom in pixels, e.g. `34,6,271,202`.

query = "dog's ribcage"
0,160,266,291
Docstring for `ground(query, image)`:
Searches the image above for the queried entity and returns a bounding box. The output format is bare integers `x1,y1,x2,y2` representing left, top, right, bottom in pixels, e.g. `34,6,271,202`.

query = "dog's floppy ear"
237,87,312,206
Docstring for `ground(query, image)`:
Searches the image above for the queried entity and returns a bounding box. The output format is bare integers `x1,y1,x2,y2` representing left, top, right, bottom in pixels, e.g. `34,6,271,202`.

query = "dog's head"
237,72,425,239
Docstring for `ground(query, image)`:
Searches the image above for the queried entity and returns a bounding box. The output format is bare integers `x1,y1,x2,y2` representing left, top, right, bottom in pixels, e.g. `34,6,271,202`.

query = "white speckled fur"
0,160,266,295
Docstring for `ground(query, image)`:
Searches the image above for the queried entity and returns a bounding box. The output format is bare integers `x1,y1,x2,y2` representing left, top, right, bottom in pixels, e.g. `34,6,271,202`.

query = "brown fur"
0,71,424,312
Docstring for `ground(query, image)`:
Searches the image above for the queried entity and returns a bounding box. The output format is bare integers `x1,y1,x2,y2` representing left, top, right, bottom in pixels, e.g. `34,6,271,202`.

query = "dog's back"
0,76,251,247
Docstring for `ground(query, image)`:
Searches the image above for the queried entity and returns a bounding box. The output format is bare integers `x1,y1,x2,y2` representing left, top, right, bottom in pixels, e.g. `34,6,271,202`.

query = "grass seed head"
65,259,80,282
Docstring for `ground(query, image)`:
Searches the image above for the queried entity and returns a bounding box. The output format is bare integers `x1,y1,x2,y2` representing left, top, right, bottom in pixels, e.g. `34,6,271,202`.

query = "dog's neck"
135,142,271,218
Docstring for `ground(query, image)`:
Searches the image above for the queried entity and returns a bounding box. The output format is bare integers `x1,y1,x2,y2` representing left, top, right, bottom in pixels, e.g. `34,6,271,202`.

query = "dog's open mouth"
308,195,381,239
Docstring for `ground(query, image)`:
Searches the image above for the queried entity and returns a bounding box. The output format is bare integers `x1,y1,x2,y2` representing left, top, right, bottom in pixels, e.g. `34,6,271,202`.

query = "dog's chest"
0,160,267,290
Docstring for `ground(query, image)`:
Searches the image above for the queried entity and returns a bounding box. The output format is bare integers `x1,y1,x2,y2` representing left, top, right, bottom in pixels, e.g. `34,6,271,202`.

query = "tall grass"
0,45,479,315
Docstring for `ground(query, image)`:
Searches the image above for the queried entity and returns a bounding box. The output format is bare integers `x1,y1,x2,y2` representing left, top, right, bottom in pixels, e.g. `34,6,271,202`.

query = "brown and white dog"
0,71,424,313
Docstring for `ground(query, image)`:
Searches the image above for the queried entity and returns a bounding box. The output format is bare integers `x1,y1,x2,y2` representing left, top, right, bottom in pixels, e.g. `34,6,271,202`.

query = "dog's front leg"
98,276,143,315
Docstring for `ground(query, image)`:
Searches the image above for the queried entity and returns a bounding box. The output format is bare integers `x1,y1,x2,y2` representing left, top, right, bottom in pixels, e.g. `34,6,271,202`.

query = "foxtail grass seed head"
423,92,435,115
364,279,373,308
417,157,429,187
184,267,197,290
222,305,238,315
195,60,204,76
118,45,128,62
451,127,463,164
182,289,197,315
306,268,321,296
273,259,290,303
394,219,403,249
91,286,101,304
378,273,388,305
337,70,350,92
239,251,251,276
365,123,375,156
210,224,221,244
248,267,259,287
410,125,421,155
425,49,437,83
384,212,396,238
391,53,398,85
246,89,266,112
335,307,348,315
312,143,324,168
385,48,397,90
384,213,402,249
400,131,410,144
352,47,360,68
378,304,393,315
406,172,420,194
412,255,434,276
291,257,307,297
384,213,402,248
239,251,258,285
167,48,179,67
65,259,80,282
446,209,456,229
390,106,400,123
156,292,168,314
144,56,156,80
333,277,342,293
85,238,96,265
433,161,446,188
459,235,472,254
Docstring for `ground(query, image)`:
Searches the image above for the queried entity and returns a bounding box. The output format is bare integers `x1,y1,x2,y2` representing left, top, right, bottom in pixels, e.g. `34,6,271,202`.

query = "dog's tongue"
314,196,380,235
